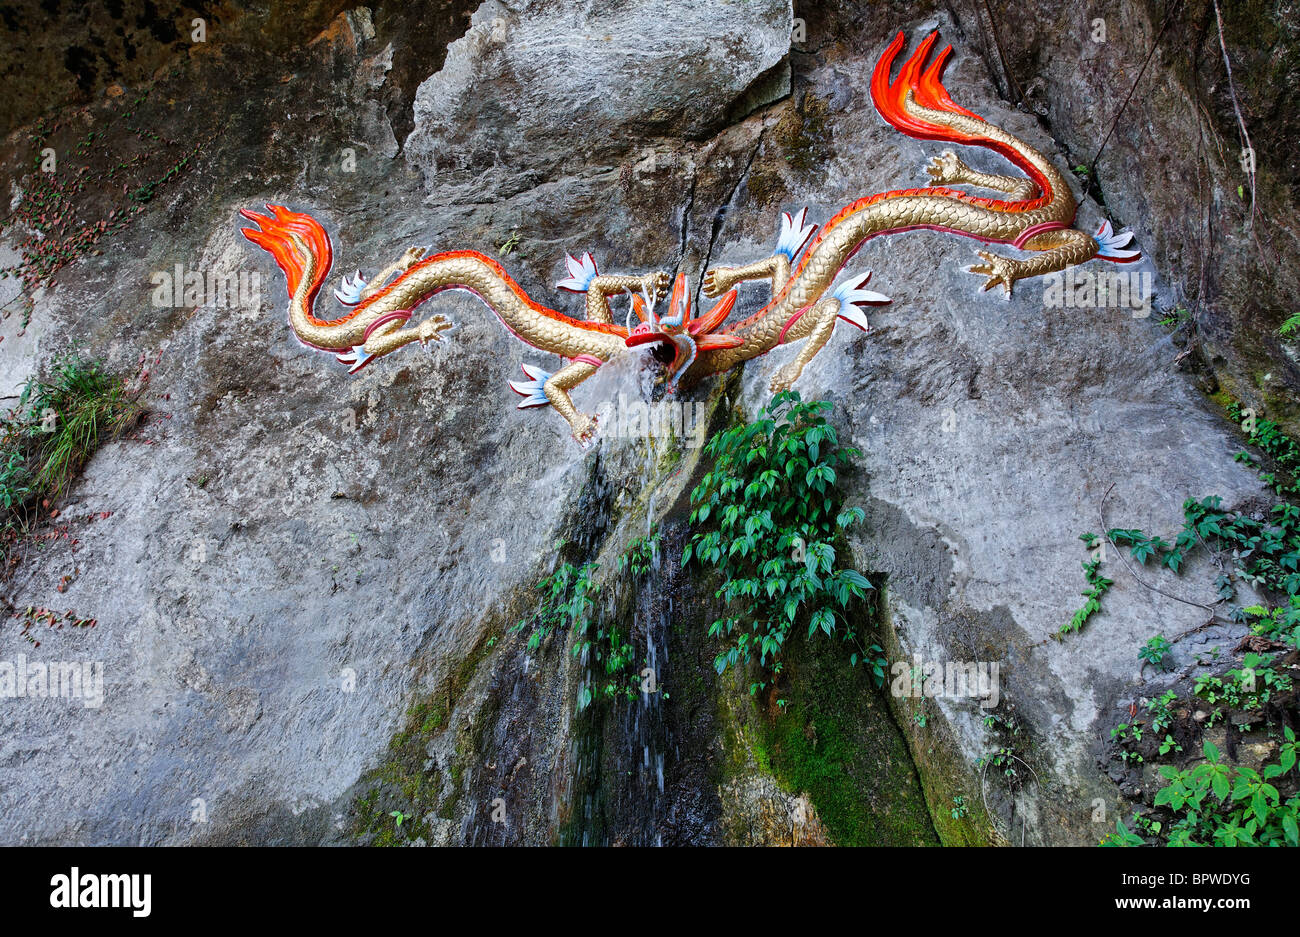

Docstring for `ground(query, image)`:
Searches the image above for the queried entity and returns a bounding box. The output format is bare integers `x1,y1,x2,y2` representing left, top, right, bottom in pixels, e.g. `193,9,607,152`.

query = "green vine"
682,390,883,696
1076,396,1300,847
511,550,655,711
1059,533,1115,639
1063,401,1300,639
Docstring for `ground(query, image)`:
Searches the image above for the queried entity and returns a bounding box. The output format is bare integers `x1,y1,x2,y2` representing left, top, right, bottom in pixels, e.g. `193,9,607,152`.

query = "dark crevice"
676,169,697,272
693,133,764,310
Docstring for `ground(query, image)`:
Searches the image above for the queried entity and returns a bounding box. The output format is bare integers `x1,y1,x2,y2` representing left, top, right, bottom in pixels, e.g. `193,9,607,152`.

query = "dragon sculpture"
241,31,1138,446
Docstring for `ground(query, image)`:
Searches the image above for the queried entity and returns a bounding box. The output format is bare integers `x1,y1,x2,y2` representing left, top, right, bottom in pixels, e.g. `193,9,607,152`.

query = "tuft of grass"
1,354,142,556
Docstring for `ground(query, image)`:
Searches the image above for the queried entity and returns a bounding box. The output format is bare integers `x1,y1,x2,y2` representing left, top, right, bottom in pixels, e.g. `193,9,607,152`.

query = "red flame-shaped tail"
871,31,1054,203
871,30,984,144
239,204,334,302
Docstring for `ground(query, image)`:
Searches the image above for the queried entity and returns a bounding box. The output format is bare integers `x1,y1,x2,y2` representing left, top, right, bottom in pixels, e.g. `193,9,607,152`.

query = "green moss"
745,162,787,209
772,92,830,175
1208,388,1233,411
347,625,499,845
752,627,940,846
876,594,998,846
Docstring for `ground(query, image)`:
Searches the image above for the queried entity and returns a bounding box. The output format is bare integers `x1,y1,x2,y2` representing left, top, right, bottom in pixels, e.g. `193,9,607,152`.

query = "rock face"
958,0,1300,432
405,0,793,185
0,0,1290,845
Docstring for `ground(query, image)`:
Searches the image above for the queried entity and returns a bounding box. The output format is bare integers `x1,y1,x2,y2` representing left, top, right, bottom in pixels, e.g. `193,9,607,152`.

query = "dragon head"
625,273,741,393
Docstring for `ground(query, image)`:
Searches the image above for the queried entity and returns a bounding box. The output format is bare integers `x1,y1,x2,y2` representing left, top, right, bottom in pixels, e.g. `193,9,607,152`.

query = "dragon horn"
642,285,660,329
688,289,737,336
662,272,690,328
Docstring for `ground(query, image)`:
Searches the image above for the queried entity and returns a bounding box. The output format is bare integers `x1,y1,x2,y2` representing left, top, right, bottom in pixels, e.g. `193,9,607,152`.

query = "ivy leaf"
807,607,835,638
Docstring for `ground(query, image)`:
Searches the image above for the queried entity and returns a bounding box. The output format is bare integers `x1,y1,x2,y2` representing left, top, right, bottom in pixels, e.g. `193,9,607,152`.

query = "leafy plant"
1104,737,1300,847
980,747,1020,780
512,561,598,650
1111,722,1145,764
1146,690,1177,734
512,560,645,709
1058,535,1114,638
683,391,878,692
497,230,522,256
1064,415,1300,645
1,354,142,558
617,528,660,577
1193,652,1292,712
1138,633,1172,670
1242,598,1300,649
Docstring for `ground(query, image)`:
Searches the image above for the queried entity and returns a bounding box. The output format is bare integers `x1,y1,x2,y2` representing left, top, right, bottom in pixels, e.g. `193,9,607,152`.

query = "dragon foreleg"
969,227,1100,296
542,359,602,446
360,246,429,300
702,255,791,299
364,315,454,356
925,150,1039,201
768,297,842,393
585,272,669,324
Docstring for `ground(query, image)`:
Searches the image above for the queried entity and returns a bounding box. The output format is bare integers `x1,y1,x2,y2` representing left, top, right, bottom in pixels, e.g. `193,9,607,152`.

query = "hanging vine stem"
1088,0,1185,177
1098,482,1219,614
975,0,1026,104
1175,93,1219,360
1211,0,1265,258
979,751,1041,846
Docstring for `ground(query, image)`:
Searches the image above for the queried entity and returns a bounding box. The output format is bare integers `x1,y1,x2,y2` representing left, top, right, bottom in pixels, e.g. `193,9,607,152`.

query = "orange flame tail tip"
871,29,984,143
239,204,334,300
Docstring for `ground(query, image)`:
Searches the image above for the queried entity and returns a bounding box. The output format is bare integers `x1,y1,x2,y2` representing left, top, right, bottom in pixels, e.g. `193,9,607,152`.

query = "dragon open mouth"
624,273,741,391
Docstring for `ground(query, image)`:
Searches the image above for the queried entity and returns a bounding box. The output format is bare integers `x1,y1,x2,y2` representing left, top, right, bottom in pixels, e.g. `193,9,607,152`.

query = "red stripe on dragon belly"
362,309,413,340
1012,220,1068,248
777,307,809,344
724,217,1057,338
361,250,627,337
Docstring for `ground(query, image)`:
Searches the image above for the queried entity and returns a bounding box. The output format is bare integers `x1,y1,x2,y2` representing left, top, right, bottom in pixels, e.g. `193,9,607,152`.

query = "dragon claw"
642,271,670,305
769,363,801,394
968,250,1016,297
702,268,728,298
418,314,454,345
925,150,962,184
572,412,600,448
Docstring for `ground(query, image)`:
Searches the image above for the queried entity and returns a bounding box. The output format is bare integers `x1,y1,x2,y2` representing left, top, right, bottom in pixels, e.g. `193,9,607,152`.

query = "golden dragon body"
241,32,1138,445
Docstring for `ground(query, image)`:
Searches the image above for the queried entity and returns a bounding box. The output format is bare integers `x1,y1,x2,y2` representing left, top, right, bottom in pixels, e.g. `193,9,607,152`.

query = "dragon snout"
625,320,669,347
